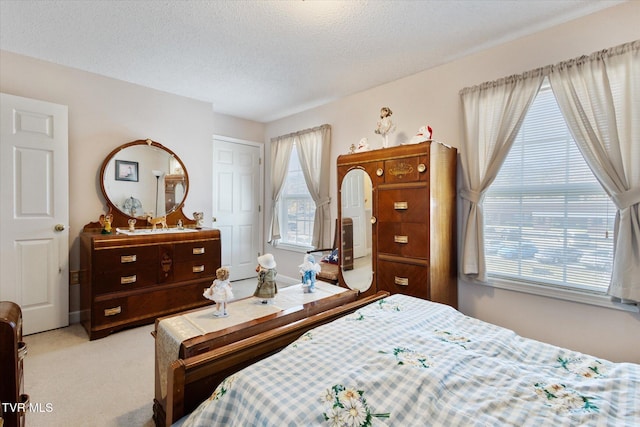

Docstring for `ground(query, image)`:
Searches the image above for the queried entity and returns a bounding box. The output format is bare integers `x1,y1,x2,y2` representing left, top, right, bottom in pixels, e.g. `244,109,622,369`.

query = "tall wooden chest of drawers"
337,142,457,307
80,229,221,340
0,301,27,427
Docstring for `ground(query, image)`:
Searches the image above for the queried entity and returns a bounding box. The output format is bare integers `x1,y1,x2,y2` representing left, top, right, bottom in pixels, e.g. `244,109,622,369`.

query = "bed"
168,293,639,426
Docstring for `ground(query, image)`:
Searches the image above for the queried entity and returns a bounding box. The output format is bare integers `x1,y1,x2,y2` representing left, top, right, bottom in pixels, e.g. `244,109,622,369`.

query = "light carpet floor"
22,279,284,427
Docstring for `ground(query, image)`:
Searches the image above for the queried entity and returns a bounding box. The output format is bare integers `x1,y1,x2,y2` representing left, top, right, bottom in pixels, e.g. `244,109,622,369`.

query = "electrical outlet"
70,270,80,285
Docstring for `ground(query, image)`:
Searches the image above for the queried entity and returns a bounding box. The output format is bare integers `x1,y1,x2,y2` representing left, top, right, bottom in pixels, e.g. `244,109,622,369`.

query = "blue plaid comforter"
179,294,640,426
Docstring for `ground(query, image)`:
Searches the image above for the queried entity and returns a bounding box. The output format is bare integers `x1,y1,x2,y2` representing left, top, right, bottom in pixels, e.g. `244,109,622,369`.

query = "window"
279,144,314,247
484,81,616,294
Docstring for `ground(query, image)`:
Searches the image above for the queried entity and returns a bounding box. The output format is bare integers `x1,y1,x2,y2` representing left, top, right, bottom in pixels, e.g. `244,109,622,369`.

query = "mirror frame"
96,139,195,229
337,162,378,295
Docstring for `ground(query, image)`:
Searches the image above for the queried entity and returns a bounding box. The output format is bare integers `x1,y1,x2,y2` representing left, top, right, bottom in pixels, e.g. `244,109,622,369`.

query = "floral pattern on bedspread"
179,294,640,427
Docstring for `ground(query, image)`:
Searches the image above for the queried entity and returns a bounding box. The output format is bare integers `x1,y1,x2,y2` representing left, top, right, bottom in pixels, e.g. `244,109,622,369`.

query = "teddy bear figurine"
203,267,233,317
253,253,277,304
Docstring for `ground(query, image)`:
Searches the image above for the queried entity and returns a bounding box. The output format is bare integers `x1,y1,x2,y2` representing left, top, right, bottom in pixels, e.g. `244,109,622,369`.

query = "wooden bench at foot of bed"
157,291,389,427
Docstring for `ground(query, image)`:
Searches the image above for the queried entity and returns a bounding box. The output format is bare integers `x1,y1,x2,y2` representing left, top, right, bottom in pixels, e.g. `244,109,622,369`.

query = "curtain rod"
459,39,638,95
271,124,330,142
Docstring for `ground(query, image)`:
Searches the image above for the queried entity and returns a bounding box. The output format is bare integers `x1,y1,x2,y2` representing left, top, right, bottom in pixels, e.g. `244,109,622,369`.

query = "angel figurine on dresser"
374,106,396,148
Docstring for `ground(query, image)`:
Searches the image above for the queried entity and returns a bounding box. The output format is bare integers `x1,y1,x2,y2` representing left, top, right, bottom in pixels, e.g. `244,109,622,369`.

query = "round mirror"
340,168,373,291
100,139,188,220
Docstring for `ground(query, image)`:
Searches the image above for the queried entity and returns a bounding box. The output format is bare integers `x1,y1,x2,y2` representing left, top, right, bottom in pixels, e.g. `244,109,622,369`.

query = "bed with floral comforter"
177,294,639,426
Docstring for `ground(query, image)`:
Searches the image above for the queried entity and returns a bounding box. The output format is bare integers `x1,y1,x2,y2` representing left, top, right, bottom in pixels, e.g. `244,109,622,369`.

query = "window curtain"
268,134,294,244
548,40,640,303
459,71,544,282
296,124,332,248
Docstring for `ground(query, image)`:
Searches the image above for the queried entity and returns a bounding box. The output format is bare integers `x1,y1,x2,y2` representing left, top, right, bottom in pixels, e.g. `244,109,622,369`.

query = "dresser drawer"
174,240,218,261
92,282,211,329
93,246,157,270
377,222,429,258
377,185,428,223
377,258,429,299
174,259,217,281
93,265,158,294
383,155,428,184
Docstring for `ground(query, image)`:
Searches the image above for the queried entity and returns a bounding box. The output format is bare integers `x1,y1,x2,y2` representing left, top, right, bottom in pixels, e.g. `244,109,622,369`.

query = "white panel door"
0,93,69,335
212,137,263,281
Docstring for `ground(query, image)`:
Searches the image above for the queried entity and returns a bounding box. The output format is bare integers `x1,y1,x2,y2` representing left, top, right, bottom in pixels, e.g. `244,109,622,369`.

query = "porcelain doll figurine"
374,106,396,148
299,254,321,293
253,253,277,304
203,267,233,317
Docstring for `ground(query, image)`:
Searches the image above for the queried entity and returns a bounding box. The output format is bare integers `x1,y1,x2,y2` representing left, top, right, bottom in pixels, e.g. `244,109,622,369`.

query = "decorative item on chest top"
99,213,113,234
374,106,396,148
127,218,136,232
406,124,433,145
299,253,322,293
193,212,204,229
203,267,234,317
254,253,277,304
355,137,370,153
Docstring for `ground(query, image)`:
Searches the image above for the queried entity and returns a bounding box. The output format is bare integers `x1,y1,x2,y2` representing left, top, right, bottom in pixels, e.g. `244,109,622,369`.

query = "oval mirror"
340,168,373,292
100,139,188,220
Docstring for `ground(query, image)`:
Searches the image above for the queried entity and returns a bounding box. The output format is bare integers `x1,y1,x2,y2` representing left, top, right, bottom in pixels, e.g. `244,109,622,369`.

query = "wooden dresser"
0,301,27,427
337,142,458,307
80,229,221,340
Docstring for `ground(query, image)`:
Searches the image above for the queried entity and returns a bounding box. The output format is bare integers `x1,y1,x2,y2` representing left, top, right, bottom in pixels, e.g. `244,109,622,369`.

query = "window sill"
484,276,639,313
270,242,313,254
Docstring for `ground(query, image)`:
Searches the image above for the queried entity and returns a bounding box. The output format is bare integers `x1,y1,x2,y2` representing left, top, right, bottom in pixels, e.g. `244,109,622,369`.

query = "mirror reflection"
341,169,373,291
102,142,187,219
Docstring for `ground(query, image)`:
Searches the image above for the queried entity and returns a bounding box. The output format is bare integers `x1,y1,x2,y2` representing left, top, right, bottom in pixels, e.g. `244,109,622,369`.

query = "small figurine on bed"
203,267,233,317
253,253,277,304
299,254,321,293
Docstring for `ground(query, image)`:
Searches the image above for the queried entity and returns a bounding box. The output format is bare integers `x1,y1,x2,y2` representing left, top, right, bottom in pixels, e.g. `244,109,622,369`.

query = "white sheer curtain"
268,134,294,243
268,124,332,247
459,71,544,282
296,124,332,248
548,40,640,303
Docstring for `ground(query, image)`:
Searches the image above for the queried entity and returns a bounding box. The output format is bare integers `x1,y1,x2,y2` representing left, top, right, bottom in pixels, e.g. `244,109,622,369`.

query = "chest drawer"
377,184,428,223
93,246,157,270
383,154,428,184
377,223,429,258
377,258,429,300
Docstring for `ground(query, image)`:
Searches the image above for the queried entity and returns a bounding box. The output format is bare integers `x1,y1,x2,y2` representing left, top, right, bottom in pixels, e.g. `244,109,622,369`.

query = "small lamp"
152,170,163,216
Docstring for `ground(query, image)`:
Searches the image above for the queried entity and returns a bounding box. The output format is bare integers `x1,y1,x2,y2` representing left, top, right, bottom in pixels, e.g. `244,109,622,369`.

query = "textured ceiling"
0,0,625,122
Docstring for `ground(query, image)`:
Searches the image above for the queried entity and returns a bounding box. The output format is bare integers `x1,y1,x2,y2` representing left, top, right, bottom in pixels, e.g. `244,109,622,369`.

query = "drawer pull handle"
18,341,28,360
193,265,205,273
121,255,137,263
193,247,205,255
418,163,427,173
121,275,137,285
104,306,122,317
394,201,408,210
394,276,409,286
394,235,409,244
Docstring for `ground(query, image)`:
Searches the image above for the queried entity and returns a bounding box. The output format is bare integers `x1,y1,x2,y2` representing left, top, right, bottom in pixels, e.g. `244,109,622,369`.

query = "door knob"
54,224,66,232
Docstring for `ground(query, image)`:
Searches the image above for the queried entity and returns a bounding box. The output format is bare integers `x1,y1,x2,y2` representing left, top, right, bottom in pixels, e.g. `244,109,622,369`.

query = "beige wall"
1,2,638,362
264,2,640,362
0,51,265,316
